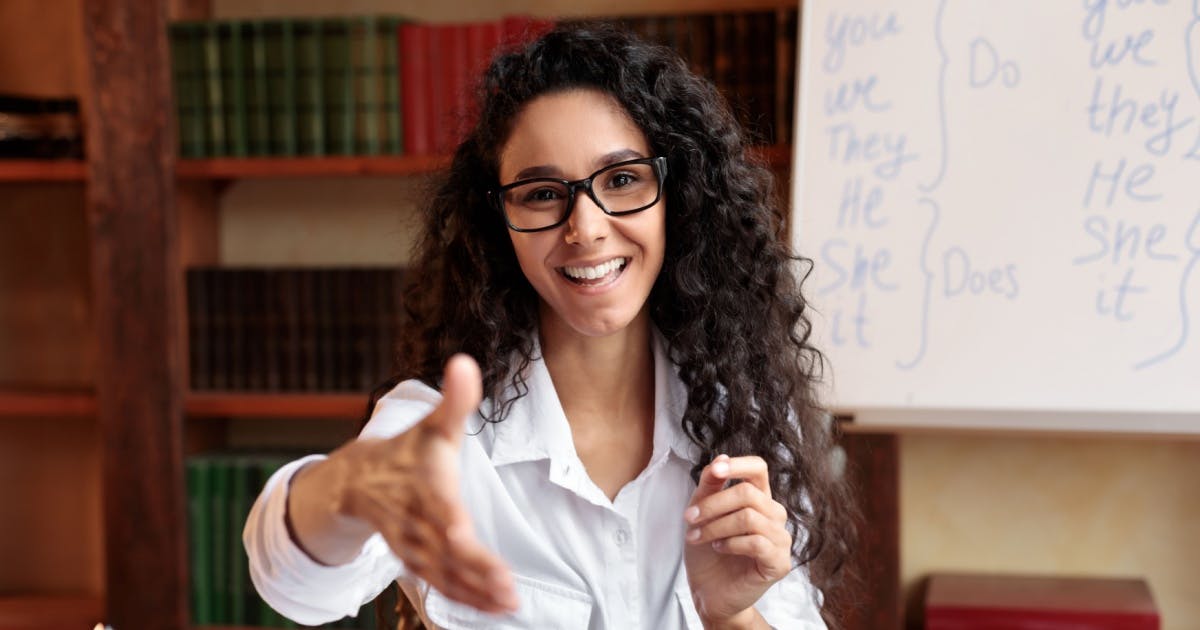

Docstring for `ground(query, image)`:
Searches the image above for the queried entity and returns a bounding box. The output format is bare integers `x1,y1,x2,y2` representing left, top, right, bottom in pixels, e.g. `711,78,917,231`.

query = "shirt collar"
484,327,700,468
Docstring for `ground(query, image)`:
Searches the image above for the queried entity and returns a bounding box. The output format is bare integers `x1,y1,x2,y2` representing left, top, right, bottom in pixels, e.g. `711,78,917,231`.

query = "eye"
606,171,639,189
521,186,565,204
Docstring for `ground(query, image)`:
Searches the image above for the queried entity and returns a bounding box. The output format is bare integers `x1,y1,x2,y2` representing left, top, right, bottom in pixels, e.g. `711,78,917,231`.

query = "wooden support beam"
842,431,901,629
81,1,188,628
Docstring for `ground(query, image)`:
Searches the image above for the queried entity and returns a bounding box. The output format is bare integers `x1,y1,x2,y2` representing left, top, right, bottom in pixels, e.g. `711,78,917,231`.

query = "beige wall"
902,433,1200,629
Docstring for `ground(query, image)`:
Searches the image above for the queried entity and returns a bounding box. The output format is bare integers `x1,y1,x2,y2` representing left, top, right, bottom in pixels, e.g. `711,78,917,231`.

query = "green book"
210,457,232,623
246,20,270,156
322,18,355,156
186,456,214,624
203,21,227,157
222,20,249,157
379,17,403,156
168,23,197,158
295,19,326,155
353,16,380,155
265,19,298,156
229,456,251,624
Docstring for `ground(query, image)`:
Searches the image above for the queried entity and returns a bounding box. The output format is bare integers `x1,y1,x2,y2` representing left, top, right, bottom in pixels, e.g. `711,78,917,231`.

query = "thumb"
424,353,483,445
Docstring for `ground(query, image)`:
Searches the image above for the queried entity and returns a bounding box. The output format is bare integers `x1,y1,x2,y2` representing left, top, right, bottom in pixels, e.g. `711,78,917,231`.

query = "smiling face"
497,88,666,340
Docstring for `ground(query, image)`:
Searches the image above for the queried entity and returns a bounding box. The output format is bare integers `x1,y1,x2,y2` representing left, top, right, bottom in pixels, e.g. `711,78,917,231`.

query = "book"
398,23,430,155
295,19,326,155
203,21,227,157
223,20,249,157
265,19,298,156
323,18,355,156
247,20,272,156
186,456,214,624
379,17,404,155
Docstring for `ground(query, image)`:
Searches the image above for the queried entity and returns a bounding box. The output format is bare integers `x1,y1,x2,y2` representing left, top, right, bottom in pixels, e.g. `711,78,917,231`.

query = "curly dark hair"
367,22,859,625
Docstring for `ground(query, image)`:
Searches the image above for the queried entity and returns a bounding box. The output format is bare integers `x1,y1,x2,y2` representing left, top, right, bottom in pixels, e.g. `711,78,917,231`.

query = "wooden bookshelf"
0,389,97,417
186,391,365,419
0,594,104,629
0,160,87,182
177,155,451,179
175,146,789,181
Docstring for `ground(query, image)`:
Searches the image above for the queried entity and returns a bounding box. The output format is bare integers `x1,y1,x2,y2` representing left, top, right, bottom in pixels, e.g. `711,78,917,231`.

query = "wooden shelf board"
0,389,96,416
175,146,789,180
177,155,451,179
186,391,366,419
0,160,87,182
0,593,104,629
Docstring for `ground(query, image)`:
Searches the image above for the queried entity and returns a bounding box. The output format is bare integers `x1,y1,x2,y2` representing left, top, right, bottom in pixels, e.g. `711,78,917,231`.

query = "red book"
399,23,432,155
442,24,470,153
925,573,1159,630
500,15,555,49
463,21,502,135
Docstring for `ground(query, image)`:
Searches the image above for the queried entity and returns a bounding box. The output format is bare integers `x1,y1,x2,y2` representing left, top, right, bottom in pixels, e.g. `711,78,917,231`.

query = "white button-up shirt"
244,332,826,629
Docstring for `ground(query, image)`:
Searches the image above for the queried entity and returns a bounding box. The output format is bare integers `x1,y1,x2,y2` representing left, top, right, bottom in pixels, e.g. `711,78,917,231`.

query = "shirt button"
614,528,630,546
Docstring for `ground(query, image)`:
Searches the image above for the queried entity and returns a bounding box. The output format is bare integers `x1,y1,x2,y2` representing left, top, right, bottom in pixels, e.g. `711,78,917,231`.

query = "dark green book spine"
229,457,250,624
225,20,249,157
168,23,192,157
360,16,380,155
247,20,271,156
322,18,355,156
210,458,231,623
380,17,403,155
204,21,227,157
187,456,214,624
265,19,298,156
295,19,326,155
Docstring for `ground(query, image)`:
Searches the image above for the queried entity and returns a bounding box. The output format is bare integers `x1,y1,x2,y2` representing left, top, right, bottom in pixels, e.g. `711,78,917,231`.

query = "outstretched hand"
682,454,793,625
331,354,518,614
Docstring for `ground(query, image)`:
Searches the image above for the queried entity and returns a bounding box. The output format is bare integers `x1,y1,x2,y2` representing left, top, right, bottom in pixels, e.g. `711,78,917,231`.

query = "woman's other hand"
682,454,794,626
289,354,518,614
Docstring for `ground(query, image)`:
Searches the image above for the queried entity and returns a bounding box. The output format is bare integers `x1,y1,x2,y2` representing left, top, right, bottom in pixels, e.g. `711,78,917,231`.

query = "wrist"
702,606,761,630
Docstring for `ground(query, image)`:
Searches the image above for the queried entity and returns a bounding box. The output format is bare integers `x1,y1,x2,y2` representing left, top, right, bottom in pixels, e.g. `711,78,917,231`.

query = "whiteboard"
792,0,1200,430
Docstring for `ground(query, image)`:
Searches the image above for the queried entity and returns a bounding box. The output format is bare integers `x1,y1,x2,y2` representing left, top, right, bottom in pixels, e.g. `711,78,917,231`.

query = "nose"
563,190,609,245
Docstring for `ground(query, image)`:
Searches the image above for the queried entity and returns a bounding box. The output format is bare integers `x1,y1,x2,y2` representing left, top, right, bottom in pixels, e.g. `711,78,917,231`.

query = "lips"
558,256,630,286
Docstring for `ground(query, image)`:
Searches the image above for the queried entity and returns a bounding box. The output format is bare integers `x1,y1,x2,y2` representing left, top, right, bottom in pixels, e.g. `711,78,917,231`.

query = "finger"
687,454,732,506
685,507,788,548
710,534,792,581
719,455,771,497
425,353,484,444
386,520,516,613
685,481,785,528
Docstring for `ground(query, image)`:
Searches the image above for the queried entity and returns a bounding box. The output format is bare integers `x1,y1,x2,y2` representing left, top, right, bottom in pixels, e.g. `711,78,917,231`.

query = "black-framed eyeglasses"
488,156,668,232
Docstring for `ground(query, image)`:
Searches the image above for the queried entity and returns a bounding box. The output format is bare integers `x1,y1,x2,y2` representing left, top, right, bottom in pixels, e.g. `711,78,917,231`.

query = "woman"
245,23,856,629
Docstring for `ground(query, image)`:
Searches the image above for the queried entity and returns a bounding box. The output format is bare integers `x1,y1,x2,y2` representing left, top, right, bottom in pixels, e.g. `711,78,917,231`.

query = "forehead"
498,88,651,181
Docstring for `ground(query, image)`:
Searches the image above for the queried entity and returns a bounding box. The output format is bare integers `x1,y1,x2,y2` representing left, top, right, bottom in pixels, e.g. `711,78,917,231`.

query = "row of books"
187,451,379,628
0,93,84,159
167,15,547,159
167,8,798,159
186,268,405,392
571,9,799,145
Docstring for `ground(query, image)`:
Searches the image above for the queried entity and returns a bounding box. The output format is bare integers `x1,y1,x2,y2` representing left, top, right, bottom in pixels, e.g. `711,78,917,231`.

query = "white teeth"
563,258,626,280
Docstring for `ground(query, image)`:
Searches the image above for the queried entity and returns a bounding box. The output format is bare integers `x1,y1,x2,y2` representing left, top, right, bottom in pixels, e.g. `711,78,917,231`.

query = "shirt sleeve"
243,379,443,625
755,564,828,630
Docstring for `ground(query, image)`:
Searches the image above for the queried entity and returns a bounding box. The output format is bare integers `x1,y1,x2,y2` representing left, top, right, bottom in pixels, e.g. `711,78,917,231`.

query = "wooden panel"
0,389,96,416
0,0,85,97
0,594,104,630
0,416,103,593
81,1,188,628
0,184,95,388
0,161,88,182
187,391,365,419
842,430,901,630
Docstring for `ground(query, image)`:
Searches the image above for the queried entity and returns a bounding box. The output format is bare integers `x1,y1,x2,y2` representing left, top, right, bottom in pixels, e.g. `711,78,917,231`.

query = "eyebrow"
511,148,647,181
